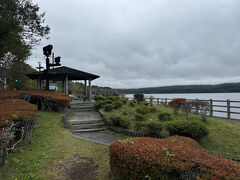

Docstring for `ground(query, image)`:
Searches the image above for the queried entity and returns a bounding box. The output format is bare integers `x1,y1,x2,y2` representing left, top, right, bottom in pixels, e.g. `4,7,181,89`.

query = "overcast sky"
30,0,240,89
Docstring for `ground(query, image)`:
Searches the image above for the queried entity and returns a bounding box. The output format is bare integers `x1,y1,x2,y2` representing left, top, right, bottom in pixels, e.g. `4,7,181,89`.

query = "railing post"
210,99,213,117
157,98,159,105
150,96,153,106
195,98,199,114
164,98,168,107
227,99,230,119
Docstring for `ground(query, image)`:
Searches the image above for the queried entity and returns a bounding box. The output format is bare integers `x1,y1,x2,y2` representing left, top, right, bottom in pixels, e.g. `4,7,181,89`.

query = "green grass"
103,103,240,159
0,111,110,180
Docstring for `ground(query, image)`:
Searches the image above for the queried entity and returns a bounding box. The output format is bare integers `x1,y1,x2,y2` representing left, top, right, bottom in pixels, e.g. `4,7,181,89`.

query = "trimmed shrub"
112,101,123,109
120,97,128,104
136,105,149,114
20,90,70,111
134,93,144,104
136,105,156,114
165,120,209,140
104,99,114,104
128,100,137,107
141,101,150,106
103,104,114,112
109,136,240,180
145,120,163,135
158,112,172,121
149,106,157,112
135,121,145,131
93,100,105,110
109,115,130,129
93,95,106,101
168,98,186,115
134,113,146,121
108,95,120,102
122,111,128,115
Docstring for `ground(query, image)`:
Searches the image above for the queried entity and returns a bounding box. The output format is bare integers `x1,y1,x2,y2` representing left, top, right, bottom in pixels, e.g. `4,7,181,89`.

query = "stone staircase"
69,103,106,133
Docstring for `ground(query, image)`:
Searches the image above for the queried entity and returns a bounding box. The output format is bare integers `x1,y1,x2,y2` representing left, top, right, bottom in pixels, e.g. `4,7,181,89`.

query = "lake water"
125,93,240,120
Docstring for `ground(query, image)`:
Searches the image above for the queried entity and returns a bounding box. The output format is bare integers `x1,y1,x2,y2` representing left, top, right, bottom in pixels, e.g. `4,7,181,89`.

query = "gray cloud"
29,0,240,88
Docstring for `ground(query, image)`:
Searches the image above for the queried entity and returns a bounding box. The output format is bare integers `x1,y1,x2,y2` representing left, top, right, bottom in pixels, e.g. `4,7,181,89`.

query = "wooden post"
210,99,213,117
157,98,159,105
37,78,41,90
165,98,168,107
88,78,92,101
46,78,49,90
84,80,87,95
62,80,65,93
227,99,230,119
150,96,153,106
65,75,68,94
39,80,42,90
195,98,199,114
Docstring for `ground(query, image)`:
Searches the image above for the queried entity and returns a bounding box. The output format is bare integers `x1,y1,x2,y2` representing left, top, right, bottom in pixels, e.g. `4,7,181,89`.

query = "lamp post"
43,45,61,90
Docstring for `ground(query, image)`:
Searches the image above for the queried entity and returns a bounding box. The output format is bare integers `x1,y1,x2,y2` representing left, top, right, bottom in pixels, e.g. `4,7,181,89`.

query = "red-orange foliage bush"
0,91,21,100
168,98,186,107
0,99,37,127
109,136,240,180
168,98,186,115
0,90,69,113
20,90,70,110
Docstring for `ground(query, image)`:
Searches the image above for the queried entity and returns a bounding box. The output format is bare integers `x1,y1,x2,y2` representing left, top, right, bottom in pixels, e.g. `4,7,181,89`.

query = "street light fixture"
43,45,61,90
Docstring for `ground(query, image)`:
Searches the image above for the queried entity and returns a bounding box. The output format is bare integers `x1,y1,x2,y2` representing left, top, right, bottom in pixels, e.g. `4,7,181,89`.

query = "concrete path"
71,132,120,146
69,103,120,145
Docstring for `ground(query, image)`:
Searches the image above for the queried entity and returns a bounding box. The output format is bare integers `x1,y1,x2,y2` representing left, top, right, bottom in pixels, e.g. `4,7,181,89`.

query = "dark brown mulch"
55,154,97,180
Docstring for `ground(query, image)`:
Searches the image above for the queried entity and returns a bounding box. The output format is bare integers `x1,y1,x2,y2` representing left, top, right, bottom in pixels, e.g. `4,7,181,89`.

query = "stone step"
70,128,106,133
71,107,94,112
70,123,102,130
69,119,102,125
71,105,93,109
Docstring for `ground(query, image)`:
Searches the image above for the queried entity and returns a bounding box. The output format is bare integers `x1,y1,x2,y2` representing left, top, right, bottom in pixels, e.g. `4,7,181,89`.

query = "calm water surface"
125,93,240,120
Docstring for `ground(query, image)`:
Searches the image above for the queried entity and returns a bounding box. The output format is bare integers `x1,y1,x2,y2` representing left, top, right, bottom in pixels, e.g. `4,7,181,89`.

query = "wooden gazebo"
26,66,100,100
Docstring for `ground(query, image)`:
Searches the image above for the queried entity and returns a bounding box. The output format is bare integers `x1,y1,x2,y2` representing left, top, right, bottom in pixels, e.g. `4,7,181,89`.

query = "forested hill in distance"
114,83,240,94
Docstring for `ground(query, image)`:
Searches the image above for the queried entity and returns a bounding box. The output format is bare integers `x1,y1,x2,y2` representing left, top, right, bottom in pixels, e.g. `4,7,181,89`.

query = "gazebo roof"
26,66,100,81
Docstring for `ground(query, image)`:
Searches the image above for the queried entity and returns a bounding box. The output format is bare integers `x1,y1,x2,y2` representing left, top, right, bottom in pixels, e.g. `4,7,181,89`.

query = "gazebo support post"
62,80,65,93
88,78,92,101
37,78,41,90
65,75,69,94
46,79,49,90
84,80,87,96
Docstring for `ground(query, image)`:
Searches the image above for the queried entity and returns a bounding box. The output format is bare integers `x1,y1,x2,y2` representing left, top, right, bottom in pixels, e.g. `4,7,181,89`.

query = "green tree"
0,0,50,75
7,62,37,90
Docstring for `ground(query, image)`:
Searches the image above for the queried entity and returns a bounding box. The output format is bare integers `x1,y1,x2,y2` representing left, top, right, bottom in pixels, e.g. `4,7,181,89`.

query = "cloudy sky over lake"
30,0,240,88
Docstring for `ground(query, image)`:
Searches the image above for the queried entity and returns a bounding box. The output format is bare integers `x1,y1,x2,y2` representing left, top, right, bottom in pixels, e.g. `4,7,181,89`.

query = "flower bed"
0,99,38,165
109,136,240,180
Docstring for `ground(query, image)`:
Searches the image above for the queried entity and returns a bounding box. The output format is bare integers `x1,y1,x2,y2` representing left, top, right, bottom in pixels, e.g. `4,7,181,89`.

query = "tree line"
115,83,240,94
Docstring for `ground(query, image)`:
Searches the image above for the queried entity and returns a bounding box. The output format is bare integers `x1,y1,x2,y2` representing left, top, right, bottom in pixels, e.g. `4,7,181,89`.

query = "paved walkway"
71,132,120,146
69,103,120,146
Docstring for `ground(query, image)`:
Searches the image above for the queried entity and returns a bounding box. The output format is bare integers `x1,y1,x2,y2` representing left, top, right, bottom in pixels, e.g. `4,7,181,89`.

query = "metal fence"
129,97,240,121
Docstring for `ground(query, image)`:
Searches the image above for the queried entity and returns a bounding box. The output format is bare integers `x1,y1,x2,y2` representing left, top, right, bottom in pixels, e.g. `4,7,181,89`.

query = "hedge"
165,120,209,140
20,90,70,111
0,99,38,165
109,136,240,180
109,115,130,129
0,90,70,112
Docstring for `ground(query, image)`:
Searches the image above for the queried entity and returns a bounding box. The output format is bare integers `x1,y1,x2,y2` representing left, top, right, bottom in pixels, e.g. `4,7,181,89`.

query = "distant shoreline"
115,82,240,94
125,92,240,94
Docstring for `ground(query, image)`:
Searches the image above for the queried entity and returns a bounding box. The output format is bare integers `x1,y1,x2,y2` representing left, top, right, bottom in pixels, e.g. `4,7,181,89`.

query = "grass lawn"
103,103,240,159
0,111,110,180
